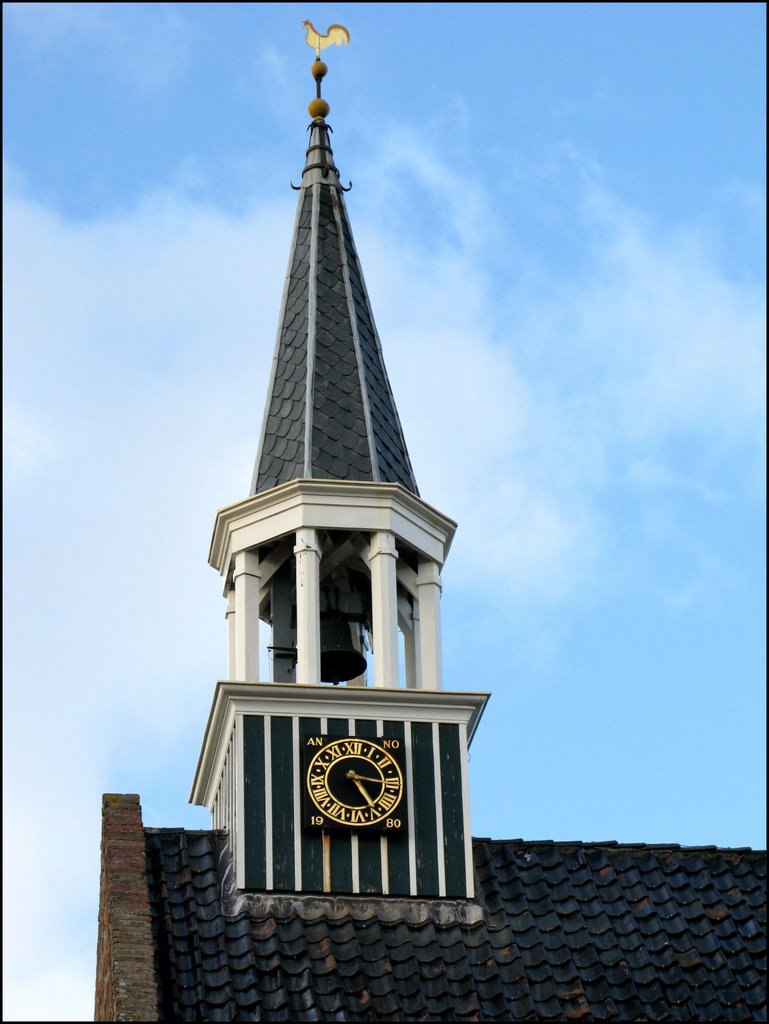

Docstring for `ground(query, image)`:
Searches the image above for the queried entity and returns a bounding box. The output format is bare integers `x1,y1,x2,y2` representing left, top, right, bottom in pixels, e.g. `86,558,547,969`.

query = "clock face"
303,736,407,831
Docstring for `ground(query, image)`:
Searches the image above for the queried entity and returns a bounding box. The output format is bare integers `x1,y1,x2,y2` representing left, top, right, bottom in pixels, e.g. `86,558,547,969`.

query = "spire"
251,31,418,497
197,26,473,906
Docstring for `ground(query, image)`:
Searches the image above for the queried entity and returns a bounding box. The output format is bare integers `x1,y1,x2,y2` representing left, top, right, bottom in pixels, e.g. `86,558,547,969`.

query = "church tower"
191,29,488,899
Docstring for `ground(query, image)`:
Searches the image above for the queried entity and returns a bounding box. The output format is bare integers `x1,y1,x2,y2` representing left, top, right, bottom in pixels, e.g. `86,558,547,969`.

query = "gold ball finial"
308,97,330,120
311,60,328,79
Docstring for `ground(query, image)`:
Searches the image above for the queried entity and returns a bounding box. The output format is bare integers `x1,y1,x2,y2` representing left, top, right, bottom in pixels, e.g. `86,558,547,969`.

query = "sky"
3,2,766,1020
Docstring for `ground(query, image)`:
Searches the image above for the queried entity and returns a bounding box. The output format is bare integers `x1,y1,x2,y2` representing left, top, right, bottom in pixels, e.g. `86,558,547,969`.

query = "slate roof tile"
743,979,767,1007
253,132,417,496
144,831,766,1021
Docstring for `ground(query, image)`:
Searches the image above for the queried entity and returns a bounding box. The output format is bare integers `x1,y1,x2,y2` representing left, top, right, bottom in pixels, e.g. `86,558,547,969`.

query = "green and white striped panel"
240,714,472,898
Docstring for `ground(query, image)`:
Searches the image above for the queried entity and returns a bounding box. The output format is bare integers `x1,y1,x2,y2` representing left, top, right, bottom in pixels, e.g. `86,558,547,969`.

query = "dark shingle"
252,125,418,497
145,830,766,1022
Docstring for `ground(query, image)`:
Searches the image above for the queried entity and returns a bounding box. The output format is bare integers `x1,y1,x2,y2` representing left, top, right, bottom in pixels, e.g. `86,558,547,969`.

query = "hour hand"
349,774,375,807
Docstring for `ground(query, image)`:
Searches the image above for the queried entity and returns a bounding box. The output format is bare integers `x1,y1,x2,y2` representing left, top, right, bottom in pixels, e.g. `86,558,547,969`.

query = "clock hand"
350,775,375,808
346,770,383,785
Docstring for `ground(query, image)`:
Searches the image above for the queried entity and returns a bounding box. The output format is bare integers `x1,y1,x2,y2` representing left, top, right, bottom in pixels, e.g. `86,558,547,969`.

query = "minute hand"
347,771,384,785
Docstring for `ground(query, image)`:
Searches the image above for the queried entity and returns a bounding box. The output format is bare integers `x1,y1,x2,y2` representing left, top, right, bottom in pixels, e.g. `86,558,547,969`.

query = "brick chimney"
94,794,158,1021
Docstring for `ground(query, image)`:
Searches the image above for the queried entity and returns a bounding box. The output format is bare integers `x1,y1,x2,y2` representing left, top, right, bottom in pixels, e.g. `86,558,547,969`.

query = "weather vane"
302,20,350,121
303,20,350,60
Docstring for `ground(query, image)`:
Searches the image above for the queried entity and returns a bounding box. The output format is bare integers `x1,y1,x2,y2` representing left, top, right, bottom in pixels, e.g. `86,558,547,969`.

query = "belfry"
190,27,488,898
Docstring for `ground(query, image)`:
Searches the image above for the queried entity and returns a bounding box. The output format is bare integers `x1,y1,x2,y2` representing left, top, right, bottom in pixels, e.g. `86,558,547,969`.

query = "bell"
320,618,366,683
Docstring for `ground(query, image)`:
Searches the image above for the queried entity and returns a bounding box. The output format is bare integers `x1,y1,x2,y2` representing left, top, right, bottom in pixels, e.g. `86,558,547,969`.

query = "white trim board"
190,681,490,807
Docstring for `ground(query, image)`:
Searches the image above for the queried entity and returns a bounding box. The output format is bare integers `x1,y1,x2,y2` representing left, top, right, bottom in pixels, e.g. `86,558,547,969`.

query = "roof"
140,822,766,1021
251,120,419,498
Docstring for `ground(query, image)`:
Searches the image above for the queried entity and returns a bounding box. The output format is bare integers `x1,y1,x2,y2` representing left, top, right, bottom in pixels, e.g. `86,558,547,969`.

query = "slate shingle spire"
251,69,418,497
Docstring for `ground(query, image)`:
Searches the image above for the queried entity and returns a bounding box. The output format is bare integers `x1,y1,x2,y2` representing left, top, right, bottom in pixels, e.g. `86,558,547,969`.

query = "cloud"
3,402,57,478
346,148,764,613
2,710,105,1021
5,2,195,96
574,185,765,439
3,964,96,1024
624,458,726,503
3,182,299,713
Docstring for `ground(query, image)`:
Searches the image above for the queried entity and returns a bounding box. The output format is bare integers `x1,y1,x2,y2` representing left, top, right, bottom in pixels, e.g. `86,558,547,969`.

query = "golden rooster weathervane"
302,20,350,60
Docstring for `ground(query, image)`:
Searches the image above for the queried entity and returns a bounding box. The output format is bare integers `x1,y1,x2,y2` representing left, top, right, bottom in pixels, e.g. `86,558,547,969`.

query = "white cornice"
190,681,490,809
209,479,457,579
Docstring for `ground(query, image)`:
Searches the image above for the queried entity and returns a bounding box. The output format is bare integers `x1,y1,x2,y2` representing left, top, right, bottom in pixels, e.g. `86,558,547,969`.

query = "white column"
416,560,442,690
398,594,420,690
368,531,399,688
405,607,421,689
294,528,321,684
233,549,261,681
225,586,237,680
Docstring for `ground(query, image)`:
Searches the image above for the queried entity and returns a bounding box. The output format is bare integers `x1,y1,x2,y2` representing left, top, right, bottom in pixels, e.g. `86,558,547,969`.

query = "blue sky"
3,3,766,1020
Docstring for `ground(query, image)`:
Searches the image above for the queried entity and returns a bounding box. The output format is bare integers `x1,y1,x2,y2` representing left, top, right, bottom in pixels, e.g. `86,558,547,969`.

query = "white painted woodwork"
318,534,365,580
347,717,361,893
398,593,420,690
209,479,456,574
212,724,242,884
190,681,490,810
256,538,294,606
211,481,456,692
294,527,321,684
292,716,302,891
404,616,420,690
416,559,443,690
234,715,245,890
380,835,390,894
264,715,273,889
458,723,475,899
396,561,418,598
233,550,261,680
225,587,236,680
404,721,418,895
367,531,400,688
